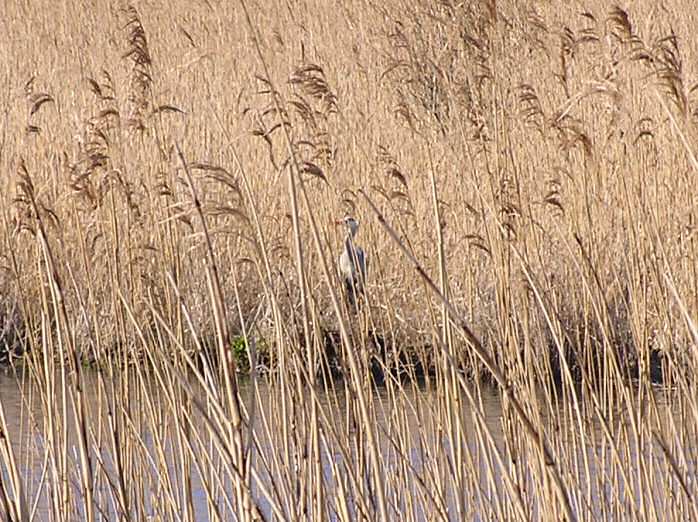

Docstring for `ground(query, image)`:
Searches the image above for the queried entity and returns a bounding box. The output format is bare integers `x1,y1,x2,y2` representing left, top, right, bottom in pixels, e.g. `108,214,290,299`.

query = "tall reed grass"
1,0,697,520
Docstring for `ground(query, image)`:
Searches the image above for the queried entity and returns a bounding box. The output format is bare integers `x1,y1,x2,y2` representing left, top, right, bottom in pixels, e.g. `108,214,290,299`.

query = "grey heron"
336,216,367,307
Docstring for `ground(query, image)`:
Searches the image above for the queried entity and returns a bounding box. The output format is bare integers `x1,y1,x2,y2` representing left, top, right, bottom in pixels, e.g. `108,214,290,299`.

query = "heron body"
337,217,367,307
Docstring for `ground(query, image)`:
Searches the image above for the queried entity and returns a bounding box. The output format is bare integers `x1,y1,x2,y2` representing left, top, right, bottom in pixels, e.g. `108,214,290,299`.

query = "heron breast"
339,251,356,277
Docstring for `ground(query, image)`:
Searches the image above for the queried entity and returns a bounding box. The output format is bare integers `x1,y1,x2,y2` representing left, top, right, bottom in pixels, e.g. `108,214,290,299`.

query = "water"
0,367,696,521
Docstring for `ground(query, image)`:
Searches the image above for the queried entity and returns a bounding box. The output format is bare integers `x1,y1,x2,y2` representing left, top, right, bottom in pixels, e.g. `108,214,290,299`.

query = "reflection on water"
0,368,696,520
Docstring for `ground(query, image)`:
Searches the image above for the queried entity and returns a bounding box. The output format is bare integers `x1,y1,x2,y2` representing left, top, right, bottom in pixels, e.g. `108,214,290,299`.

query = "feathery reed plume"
2,2,698,520
25,86,54,134
122,5,153,131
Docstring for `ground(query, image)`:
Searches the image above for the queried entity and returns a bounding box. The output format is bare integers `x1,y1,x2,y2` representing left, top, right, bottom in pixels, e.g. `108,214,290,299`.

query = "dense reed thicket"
1,0,697,520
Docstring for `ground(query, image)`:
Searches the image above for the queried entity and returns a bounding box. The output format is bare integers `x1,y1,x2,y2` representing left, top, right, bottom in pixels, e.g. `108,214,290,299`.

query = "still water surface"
0,368,694,521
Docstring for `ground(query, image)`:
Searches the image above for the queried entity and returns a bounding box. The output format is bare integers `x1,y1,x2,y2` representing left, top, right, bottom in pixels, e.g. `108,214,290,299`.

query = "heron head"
337,216,359,237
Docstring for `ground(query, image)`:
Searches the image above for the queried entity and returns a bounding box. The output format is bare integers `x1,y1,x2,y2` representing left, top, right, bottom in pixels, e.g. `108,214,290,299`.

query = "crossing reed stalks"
1,1,697,520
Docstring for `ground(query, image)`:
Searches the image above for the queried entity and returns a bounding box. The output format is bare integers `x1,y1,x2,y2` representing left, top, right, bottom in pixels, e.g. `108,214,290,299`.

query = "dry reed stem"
360,188,575,521
1,1,697,520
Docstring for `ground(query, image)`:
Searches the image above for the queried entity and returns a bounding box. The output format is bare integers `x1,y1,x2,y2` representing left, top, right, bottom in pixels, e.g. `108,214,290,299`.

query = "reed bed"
1,0,697,520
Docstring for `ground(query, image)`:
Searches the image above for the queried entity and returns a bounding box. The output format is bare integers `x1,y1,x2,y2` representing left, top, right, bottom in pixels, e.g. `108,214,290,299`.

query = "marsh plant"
0,0,697,520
